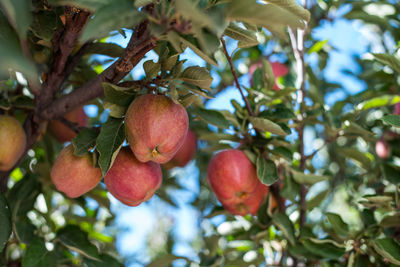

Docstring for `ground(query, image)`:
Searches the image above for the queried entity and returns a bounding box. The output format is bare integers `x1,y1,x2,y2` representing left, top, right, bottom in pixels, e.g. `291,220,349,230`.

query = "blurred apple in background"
249,61,289,90
164,130,197,169
49,106,88,143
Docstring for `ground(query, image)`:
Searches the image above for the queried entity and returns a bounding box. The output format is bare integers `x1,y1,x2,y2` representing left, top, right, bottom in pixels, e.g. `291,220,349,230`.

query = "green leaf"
338,147,372,169
103,102,127,118
47,0,109,11
292,170,329,185
80,1,145,42
262,59,275,91
373,53,400,73
226,0,306,39
303,238,345,259
191,107,230,129
7,174,41,217
256,156,278,185
224,23,258,48
372,238,400,265
358,94,400,110
272,213,295,245
326,212,349,237
57,225,99,260
0,14,37,79
84,253,124,267
383,163,400,184
0,0,33,38
0,193,11,252
96,118,125,176
15,219,36,244
265,0,310,21
380,213,400,228
180,66,213,90
103,82,136,107
72,128,99,156
307,39,328,54
87,42,124,57
147,254,190,267
175,0,225,35
306,188,329,210
381,115,400,128
143,60,160,80
21,237,57,267
249,117,287,136
179,36,218,66
280,175,300,202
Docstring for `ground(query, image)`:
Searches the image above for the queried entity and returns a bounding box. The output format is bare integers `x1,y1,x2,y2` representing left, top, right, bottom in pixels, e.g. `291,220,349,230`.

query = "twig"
220,37,254,116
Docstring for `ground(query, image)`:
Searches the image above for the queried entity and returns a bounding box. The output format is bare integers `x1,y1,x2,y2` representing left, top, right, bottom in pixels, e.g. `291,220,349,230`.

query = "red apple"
376,138,390,159
164,130,197,168
104,147,162,206
125,94,188,164
207,149,269,215
249,61,289,90
0,115,27,171
395,102,400,115
49,107,88,143
50,144,102,198
222,183,269,216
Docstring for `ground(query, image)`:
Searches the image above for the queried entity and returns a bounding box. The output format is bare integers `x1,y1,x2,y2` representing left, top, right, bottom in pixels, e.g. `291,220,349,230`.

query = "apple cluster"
0,92,324,216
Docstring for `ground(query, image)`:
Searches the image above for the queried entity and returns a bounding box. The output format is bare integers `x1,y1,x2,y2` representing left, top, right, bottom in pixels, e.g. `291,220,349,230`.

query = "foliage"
0,0,400,266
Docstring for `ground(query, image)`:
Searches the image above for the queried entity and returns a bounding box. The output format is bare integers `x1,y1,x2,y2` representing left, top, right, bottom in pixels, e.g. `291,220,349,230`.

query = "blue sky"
86,8,382,266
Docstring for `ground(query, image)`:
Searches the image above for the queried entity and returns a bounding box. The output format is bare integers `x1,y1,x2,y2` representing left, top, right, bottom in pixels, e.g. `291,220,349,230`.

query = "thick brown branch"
220,37,254,117
40,26,156,120
39,8,91,107
0,21,157,192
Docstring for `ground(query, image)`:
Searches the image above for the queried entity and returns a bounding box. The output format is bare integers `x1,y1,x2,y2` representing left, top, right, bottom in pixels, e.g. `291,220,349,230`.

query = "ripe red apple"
207,149,269,216
376,138,390,159
49,107,88,143
125,94,188,164
164,130,197,169
104,147,162,206
222,183,269,216
249,61,289,90
50,144,102,198
0,115,27,171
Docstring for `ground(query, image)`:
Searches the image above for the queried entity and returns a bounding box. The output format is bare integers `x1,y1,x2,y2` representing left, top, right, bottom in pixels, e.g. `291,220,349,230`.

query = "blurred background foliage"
1,0,400,266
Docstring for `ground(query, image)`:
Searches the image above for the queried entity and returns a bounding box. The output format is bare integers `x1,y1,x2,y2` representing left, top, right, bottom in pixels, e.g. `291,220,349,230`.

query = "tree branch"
289,1,309,229
0,20,157,192
39,8,91,107
40,21,156,120
220,36,254,117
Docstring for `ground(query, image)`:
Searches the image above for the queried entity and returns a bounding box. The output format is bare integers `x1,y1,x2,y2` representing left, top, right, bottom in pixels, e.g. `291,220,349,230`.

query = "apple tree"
1,0,400,266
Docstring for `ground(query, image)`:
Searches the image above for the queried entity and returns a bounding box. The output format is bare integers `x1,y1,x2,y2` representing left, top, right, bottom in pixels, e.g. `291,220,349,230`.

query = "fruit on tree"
376,138,390,159
249,61,289,90
164,129,197,169
104,147,162,206
207,149,269,215
49,107,88,143
50,144,102,198
395,102,400,115
125,94,188,164
0,115,27,171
